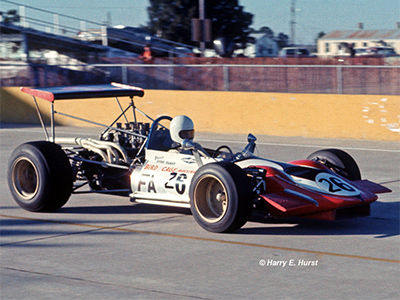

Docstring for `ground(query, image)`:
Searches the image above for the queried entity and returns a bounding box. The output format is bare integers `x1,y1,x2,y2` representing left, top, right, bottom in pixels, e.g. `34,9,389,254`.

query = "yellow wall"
1,87,399,141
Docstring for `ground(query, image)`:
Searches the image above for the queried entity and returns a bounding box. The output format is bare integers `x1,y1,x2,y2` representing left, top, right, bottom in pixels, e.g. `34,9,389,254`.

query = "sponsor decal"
144,164,159,171
182,157,196,164
138,174,157,193
162,167,179,172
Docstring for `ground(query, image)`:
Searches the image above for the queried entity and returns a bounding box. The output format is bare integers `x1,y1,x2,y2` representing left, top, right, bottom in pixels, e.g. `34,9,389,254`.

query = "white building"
317,24,400,57
236,34,279,58
255,34,279,57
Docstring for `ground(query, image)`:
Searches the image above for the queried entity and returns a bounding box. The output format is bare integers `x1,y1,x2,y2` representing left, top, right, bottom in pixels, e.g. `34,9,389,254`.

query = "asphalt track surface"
1,125,399,299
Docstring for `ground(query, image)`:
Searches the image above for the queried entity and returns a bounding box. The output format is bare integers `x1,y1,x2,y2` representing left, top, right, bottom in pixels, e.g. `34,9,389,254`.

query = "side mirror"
242,133,257,156
182,139,195,150
247,133,257,143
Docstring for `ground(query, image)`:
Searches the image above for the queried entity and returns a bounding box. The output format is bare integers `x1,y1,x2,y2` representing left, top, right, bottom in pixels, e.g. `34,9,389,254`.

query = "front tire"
8,141,73,212
306,148,361,180
189,162,253,233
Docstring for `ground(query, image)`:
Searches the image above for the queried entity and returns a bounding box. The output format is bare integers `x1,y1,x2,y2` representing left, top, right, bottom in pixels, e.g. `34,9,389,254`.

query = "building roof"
321,30,400,40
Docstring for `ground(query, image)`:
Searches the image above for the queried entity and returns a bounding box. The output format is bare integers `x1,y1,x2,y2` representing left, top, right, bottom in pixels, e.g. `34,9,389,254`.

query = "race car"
8,83,391,233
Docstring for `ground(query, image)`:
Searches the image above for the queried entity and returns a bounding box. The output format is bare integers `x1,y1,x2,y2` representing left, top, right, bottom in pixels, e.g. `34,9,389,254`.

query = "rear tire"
306,148,361,180
189,162,253,233
8,141,73,212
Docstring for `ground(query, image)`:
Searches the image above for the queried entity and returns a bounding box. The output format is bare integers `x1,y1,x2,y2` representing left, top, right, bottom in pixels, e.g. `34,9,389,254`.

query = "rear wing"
20,83,146,142
21,82,144,102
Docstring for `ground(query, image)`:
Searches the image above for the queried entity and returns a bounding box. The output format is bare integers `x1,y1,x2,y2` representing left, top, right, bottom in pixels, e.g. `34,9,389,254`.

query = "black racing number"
330,177,356,192
175,173,187,195
165,172,177,189
318,177,356,193
165,172,187,195
318,178,341,193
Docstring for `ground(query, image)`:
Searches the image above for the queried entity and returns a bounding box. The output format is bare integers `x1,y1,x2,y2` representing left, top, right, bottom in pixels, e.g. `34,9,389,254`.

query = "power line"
0,0,104,26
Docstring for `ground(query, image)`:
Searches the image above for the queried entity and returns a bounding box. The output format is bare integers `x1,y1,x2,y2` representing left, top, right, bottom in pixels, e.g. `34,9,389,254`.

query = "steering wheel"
213,145,233,158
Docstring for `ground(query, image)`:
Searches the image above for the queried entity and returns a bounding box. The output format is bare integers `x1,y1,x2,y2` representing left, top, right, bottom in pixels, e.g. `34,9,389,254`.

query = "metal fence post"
223,65,229,91
22,32,30,62
53,14,59,35
19,6,27,27
122,66,127,84
101,26,108,46
80,21,86,40
169,65,174,86
337,65,343,94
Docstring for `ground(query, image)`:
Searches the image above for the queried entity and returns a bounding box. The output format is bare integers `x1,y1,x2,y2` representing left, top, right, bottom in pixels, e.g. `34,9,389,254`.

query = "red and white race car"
8,83,391,232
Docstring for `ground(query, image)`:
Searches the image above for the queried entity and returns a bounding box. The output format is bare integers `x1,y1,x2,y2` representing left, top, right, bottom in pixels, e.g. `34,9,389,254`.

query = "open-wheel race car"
8,83,391,233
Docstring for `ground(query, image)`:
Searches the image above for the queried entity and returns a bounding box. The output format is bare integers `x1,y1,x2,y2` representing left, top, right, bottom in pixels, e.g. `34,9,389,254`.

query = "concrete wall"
1,87,399,141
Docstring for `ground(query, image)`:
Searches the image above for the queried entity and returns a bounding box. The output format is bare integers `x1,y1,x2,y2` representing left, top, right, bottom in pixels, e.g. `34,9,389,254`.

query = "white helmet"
170,115,195,144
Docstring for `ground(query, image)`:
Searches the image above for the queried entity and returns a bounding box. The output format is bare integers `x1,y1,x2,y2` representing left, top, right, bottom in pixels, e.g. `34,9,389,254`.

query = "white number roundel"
315,173,360,196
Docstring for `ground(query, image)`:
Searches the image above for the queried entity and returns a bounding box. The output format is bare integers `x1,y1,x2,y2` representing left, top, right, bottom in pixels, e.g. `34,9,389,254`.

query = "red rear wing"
20,82,144,102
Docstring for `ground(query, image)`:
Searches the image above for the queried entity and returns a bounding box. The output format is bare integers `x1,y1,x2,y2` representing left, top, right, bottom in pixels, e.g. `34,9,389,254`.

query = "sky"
1,0,399,45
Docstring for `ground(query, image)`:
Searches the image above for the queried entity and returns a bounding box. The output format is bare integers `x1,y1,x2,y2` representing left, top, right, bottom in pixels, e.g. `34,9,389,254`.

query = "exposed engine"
61,121,151,194
102,122,150,159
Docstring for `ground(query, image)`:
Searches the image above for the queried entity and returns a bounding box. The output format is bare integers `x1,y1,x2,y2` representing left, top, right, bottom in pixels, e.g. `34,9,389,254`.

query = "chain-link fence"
111,64,397,95
1,63,399,95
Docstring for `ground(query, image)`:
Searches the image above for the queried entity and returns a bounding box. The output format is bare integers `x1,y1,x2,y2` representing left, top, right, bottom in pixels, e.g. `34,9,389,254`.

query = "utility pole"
290,0,296,45
192,0,211,56
106,11,112,27
199,0,205,56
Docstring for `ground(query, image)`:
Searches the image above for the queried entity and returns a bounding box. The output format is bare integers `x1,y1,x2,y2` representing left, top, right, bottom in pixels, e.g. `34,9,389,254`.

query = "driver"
169,115,210,157
170,115,195,145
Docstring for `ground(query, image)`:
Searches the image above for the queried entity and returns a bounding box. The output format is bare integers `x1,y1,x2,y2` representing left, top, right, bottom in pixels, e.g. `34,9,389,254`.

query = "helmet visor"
179,129,195,140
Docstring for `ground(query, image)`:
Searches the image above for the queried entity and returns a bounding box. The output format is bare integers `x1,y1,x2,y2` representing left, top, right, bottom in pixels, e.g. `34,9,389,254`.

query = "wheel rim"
12,157,39,200
194,175,228,223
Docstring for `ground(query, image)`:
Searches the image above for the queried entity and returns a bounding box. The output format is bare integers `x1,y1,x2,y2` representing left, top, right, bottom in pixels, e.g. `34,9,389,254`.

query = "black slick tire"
189,162,253,233
307,148,361,180
8,141,73,212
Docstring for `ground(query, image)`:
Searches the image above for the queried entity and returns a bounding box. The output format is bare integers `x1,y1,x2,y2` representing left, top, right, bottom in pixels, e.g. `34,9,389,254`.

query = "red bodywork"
252,159,390,221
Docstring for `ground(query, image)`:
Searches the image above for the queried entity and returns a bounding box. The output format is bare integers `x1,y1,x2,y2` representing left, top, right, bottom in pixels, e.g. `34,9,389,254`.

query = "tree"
253,26,274,38
146,0,253,48
315,31,325,44
251,27,289,49
0,9,20,24
275,33,289,49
